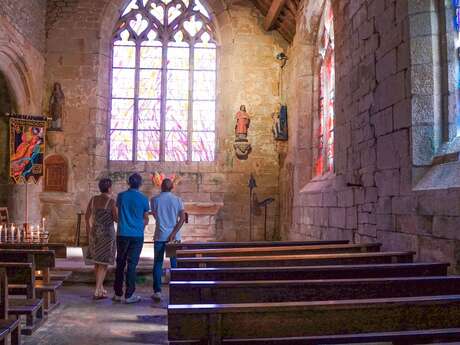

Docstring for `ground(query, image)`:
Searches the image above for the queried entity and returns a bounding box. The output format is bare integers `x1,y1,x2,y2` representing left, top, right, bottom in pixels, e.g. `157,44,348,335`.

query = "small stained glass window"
110,0,217,162
315,1,335,176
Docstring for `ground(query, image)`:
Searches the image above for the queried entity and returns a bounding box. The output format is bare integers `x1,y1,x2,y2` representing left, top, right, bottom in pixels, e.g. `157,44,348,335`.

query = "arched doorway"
0,72,17,207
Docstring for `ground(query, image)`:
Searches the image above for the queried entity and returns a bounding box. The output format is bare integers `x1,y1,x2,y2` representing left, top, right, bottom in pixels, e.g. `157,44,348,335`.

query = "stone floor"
24,284,169,345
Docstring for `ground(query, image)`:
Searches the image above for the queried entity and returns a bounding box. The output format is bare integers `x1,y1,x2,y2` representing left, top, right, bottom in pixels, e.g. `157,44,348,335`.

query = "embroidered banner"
9,118,46,184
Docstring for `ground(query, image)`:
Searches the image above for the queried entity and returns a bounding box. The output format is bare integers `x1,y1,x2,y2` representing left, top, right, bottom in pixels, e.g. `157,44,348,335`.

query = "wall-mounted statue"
234,105,252,160
272,104,288,141
49,82,65,131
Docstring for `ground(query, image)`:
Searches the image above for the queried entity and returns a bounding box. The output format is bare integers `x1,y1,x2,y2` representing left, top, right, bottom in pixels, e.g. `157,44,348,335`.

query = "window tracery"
110,0,217,162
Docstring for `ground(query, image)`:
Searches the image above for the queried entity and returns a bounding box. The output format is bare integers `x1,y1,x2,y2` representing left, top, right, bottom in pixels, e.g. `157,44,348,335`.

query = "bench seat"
222,328,460,344
0,318,21,345
169,328,460,345
9,298,45,335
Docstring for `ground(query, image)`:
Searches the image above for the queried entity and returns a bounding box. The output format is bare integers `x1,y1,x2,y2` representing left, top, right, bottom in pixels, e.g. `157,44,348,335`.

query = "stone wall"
0,1,46,224
0,0,47,53
0,73,15,207
283,0,460,272
42,0,285,243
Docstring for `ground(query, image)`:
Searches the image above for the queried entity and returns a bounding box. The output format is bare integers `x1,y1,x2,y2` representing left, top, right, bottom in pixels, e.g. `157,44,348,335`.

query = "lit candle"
42,218,46,232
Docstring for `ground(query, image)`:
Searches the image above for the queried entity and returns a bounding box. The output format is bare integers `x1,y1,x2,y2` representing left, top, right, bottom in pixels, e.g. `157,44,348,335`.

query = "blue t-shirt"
151,192,184,242
116,189,150,238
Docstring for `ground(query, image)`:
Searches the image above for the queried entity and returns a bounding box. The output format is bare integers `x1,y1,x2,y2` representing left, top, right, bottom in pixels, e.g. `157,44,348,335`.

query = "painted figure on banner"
49,82,65,130
234,105,252,160
9,118,46,183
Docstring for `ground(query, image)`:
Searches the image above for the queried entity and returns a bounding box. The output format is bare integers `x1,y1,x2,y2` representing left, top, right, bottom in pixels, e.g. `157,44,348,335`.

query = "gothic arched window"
315,1,335,175
110,0,217,162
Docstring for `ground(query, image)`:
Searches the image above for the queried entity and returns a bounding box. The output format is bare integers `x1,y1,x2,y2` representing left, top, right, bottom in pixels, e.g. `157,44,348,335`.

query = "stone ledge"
39,192,74,204
299,172,336,194
184,202,224,215
414,161,460,191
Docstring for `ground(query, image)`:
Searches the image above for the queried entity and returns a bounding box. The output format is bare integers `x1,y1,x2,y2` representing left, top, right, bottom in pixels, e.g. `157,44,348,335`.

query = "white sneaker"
112,295,122,303
151,292,162,301
125,295,141,304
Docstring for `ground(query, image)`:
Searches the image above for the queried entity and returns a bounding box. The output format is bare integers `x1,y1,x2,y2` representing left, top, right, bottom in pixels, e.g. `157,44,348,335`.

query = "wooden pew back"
0,262,35,298
0,269,7,320
171,262,449,281
0,249,55,270
168,295,460,343
170,276,460,304
176,243,381,258
176,251,415,268
0,243,67,258
166,240,349,257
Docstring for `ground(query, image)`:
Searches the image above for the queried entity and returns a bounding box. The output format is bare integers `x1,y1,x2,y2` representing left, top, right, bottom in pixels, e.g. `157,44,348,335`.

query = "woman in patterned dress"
85,178,118,299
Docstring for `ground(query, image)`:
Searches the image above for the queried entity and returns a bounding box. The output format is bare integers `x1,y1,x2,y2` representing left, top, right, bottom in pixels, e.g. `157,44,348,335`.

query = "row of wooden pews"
167,240,460,345
0,243,70,341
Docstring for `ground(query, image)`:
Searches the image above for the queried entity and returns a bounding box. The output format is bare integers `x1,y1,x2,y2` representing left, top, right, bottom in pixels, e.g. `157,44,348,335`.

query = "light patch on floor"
24,284,169,345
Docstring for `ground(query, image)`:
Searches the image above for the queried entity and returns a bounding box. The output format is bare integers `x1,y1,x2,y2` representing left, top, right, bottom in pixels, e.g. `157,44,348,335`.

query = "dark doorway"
0,72,16,206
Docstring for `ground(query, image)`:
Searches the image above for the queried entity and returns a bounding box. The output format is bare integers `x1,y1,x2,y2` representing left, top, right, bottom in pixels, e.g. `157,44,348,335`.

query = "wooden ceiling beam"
264,0,288,31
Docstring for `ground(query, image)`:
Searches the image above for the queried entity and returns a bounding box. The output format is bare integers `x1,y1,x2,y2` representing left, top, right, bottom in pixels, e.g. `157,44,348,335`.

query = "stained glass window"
315,1,335,176
110,0,217,162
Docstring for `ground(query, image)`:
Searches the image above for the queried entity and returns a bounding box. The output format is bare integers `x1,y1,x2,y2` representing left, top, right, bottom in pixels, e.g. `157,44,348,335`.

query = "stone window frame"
108,0,218,163
410,0,460,180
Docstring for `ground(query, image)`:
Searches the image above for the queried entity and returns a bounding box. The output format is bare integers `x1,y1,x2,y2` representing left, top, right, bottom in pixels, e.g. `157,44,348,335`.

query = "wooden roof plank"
264,0,288,31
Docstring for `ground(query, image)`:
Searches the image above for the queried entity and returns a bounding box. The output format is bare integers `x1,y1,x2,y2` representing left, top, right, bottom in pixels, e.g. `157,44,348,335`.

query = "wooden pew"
0,250,62,312
0,263,44,335
168,295,460,345
0,243,71,281
171,262,449,281
0,268,21,345
176,251,415,268
0,243,67,258
170,275,460,304
176,243,381,258
166,240,349,257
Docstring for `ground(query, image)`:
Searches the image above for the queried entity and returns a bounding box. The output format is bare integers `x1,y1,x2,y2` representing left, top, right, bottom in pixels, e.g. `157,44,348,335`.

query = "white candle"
42,218,45,231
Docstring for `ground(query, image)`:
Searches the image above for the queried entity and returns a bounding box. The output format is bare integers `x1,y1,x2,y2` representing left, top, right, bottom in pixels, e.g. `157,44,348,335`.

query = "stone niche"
44,155,68,192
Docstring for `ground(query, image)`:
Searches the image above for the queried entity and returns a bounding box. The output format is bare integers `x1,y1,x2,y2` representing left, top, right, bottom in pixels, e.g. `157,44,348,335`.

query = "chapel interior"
1,0,460,344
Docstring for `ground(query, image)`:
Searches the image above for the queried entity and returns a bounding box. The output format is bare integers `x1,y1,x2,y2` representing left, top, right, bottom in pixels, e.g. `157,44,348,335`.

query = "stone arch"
99,0,224,56
0,46,35,114
95,0,227,161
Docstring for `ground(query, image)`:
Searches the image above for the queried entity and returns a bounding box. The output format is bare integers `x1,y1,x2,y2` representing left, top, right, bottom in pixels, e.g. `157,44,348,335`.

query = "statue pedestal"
46,130,64,148
183,202,224,242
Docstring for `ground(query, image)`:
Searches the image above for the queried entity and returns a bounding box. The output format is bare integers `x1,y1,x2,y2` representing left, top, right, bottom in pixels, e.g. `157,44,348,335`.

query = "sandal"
93,289,107,300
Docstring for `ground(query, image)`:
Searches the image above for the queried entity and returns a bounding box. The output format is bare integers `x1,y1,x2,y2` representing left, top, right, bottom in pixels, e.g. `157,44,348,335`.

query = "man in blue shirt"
113,173,150,304
151,178,185,301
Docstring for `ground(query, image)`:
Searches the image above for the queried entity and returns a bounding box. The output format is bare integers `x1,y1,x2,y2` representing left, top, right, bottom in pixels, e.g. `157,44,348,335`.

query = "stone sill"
299,172,336,194
184,202,224,215
414,160,460,191
39,192,74,204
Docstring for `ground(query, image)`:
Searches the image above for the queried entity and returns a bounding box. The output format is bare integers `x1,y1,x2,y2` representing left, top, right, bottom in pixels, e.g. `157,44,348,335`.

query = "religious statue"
272,104,288,141
234,105,252,160
235,105,251,140
49,82,65,131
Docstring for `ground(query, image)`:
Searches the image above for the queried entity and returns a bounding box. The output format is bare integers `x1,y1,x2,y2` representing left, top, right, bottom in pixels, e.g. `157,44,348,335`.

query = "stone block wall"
0,1,46,224
41,0,284,243
283,0,460,272
0,0,47,53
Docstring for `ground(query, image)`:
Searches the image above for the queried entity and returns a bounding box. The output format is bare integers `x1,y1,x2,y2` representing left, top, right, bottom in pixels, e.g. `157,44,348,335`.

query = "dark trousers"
153,241,177,293
113,236,144,298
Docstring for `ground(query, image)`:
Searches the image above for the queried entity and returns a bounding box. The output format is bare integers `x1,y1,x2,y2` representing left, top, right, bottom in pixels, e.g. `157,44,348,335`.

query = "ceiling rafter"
250,0,300,43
